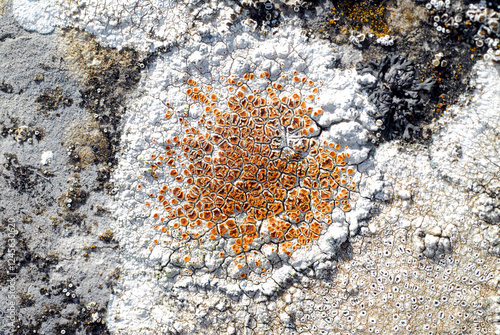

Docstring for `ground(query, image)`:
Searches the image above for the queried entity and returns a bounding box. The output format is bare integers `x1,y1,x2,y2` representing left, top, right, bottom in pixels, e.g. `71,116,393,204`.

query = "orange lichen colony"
148,71,357,277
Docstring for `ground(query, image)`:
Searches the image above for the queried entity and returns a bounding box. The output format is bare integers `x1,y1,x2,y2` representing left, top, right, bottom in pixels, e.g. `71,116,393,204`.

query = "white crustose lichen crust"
108,21,379,332
13,0,237,51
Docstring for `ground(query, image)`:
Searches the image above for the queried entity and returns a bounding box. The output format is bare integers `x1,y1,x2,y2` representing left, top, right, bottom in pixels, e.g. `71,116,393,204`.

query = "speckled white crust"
430,61,500,228
107,22,379,332
12,0,237,51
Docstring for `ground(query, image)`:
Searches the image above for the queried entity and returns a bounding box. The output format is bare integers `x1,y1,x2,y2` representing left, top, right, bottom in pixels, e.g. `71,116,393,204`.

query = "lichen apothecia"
139,70,360,283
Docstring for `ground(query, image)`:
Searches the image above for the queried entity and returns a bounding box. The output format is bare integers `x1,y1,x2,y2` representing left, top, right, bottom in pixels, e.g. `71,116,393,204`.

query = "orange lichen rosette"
144,71,358,283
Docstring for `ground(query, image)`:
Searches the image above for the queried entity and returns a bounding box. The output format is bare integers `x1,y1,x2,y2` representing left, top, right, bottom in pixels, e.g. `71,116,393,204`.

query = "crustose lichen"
140,70,359,282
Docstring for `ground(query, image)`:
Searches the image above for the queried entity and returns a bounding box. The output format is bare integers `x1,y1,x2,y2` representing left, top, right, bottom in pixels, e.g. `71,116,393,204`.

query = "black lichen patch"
0,230,31,284
94,167,114,193
64,31,142,129
58,174,88,213
0,112,19,138
300,0,483,143
39,300,112,335
31,252,60,273
56,172,90,226
242,0,282,28
12,321,42,335
15,246,59,275
1,79,13,93
78,301,111,334
18,292,36,308
36,87,73,115
57,281,80,303
1,154,48,193
353,6,481,142
26,282,114,334
14,303,62,335
62,29,144,192
357,54,434,141
38,303,63,320
0,113,44,143
290,0,321,13
58,187,88,210
240,0,325,29
0,32,14,42
61,211,87,227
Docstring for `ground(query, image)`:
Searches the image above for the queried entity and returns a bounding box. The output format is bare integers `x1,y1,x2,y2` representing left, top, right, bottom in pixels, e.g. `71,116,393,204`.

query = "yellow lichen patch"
145,72,358,279
330,0,390,37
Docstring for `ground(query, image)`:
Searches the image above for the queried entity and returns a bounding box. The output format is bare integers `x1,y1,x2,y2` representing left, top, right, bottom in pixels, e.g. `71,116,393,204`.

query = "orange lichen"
145,72,358,279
